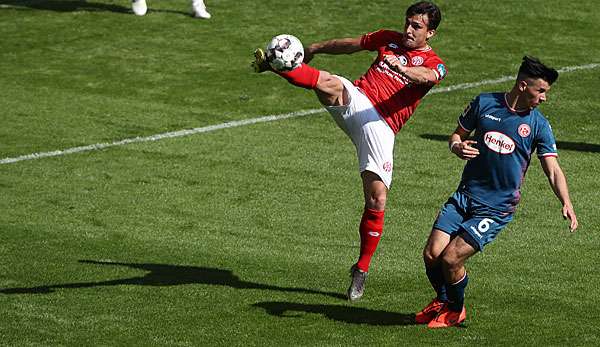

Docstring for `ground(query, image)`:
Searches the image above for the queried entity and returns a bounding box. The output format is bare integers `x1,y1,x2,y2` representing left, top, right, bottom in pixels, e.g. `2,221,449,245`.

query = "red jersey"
355,29,447,134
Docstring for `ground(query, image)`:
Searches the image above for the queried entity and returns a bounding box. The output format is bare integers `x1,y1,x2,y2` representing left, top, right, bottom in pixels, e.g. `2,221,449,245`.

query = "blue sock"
425,264,448,302
447,273,468,312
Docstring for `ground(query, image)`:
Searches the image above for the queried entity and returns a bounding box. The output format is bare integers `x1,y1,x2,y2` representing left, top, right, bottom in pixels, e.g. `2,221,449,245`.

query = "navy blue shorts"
433,191,513,251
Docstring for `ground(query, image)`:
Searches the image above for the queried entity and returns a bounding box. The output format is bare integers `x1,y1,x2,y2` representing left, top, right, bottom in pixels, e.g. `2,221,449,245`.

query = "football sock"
425,264,448,302
356,208,385,272
276,63,320,89
447,272,469,312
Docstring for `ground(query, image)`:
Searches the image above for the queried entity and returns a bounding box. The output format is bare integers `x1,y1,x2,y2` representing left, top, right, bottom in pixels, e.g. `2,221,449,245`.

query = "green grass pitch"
1,0,599,345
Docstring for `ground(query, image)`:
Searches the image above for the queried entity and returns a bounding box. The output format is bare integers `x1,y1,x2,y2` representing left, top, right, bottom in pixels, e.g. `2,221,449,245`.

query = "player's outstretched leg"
347,264,368,301
252,48,271,73
252,41,323,88
132,0,148,16
253,53,320,91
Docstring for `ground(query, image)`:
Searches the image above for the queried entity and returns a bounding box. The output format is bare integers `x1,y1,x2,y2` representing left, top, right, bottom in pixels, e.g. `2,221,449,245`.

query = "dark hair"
517,56,559,85
406,1,442,30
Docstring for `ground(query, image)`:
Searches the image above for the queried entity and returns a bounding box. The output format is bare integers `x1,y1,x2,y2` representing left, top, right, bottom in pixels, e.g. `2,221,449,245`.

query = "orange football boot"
415,298,446,324
427,305,466,328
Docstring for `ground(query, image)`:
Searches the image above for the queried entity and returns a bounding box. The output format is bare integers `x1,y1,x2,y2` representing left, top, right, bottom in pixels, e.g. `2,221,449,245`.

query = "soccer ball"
266,34,304,71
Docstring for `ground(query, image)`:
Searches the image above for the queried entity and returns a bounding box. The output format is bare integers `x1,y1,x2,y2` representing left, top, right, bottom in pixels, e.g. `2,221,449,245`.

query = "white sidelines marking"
1,63,598,165
431,63,599,94
0,109,321,165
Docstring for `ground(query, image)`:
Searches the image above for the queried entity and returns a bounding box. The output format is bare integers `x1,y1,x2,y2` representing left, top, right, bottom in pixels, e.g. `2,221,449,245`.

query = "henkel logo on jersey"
484,131,515,154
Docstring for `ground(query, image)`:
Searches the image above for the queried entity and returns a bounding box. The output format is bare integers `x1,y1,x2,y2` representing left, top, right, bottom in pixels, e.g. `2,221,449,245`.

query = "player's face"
402,14,435,49
521,78,551,109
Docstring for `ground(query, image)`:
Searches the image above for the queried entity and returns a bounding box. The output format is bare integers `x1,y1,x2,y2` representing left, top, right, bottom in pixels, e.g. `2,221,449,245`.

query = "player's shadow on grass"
420,133,600,153
253,301,417,326
0,260,346,300
0,0,186,15
0,0,129,13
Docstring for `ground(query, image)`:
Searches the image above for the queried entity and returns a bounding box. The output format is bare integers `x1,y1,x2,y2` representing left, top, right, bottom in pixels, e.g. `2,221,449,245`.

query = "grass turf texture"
1,0,599,345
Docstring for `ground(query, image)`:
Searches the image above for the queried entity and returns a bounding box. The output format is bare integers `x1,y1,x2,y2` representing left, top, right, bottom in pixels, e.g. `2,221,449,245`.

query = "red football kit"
356,29,447,134
272,30,446,273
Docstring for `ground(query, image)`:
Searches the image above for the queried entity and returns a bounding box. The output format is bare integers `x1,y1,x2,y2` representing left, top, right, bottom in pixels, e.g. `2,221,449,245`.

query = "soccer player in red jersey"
253,1,447,301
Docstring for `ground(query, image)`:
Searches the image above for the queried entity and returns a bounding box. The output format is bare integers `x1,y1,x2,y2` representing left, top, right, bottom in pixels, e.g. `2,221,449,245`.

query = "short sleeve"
536,118,558,157
457,96,480,131
422,56,447,83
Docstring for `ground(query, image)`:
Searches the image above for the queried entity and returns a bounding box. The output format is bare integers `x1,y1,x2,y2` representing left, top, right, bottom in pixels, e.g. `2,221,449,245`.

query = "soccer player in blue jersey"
415,56,579,328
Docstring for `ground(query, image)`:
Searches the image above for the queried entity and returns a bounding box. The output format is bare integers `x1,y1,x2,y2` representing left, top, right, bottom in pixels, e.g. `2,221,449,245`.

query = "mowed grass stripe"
1,62,598,166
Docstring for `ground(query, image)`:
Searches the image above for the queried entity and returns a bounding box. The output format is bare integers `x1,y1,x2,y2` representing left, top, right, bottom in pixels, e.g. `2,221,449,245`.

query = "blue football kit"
434,92,558,250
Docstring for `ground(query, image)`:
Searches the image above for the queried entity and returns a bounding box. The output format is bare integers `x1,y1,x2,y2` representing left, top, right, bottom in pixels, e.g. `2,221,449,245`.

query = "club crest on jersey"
484,131,515,154
518,124,531,137
411,56,424,66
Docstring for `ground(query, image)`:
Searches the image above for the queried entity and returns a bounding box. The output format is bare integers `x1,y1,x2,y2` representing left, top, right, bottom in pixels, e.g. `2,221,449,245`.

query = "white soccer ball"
266,34,304,71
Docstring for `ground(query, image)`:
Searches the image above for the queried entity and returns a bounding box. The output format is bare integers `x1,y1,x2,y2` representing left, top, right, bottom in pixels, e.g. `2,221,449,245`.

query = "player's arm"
448,126,479,160
383,55,439,85
540,156,578,232
303,37,364,63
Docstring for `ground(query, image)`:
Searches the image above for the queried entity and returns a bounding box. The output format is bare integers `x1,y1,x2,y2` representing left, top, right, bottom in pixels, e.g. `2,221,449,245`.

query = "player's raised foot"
427,305,466,328
131,0,148,16
415,298,446,324
347,264,368,302
191,0,211,19
252,48,271,73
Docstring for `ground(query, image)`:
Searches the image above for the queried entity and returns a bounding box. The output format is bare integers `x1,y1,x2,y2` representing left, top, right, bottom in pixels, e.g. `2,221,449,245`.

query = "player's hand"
452,140,479,160
383,54,405,73
562,203,578,232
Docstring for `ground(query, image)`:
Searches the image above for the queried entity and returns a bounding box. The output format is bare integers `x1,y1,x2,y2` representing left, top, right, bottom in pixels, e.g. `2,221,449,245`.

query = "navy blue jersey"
457,93,557,212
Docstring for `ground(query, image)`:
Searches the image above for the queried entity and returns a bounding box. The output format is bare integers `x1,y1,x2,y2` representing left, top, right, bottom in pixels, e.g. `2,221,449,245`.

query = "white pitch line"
0,109,322,165
431,63,599,94
1,63,598,165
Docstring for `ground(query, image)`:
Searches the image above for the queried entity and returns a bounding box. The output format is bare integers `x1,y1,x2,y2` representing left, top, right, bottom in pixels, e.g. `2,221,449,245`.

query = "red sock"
276,63,320,89
356,208,385,272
